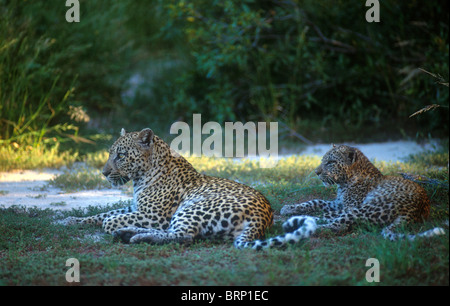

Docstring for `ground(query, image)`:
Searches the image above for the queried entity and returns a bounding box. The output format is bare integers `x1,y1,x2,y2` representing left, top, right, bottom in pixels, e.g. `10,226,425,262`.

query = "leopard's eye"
326,160,336,166
117,153,126,160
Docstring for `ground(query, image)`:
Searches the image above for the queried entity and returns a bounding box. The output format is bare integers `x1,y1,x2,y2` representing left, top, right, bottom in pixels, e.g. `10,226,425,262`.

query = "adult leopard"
59,128,274,249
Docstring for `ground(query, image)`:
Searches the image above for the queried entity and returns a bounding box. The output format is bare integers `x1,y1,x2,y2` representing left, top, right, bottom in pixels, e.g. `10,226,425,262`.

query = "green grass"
0,144,79,172
0,152,448,286
0,205,447,286
48,164,111,192
0,143,111,172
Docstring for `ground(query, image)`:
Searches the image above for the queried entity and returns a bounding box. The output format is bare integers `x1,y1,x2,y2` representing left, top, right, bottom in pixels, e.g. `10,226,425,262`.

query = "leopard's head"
314,145,361,186
102,128,154,187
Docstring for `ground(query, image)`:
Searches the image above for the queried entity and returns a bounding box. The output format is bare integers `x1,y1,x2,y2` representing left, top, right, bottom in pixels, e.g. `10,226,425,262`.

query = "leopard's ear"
332,143,336,148
347,147,358,164
136,128,154,150
120,128,127,137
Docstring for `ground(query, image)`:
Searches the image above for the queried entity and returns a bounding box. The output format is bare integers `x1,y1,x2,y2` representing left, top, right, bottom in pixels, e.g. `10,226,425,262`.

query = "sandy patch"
0,169,132,211
299,140,440,162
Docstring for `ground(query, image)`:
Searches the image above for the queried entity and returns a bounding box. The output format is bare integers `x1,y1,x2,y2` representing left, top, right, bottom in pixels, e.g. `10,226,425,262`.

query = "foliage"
48,165,111,192
0,0,134,147
0,142,78,171
149,0,449,137
1,0,448,158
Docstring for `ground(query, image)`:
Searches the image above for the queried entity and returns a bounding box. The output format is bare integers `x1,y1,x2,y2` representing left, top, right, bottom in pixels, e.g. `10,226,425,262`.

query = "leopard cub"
280,144,445,241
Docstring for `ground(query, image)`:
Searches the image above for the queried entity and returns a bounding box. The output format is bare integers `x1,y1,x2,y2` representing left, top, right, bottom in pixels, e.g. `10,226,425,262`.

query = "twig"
307,22,356,54
276,120,313,145
400,173,449,189
418,68,449,87
409,104,441,118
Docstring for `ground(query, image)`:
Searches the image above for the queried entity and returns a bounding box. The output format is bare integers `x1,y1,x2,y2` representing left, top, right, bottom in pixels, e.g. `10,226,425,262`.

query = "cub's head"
314,145,362,186
102,128,154,187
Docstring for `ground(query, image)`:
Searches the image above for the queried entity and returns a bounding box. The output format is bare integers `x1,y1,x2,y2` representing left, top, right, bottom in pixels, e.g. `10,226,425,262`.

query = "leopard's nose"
102,166,111,177
315,167,322,176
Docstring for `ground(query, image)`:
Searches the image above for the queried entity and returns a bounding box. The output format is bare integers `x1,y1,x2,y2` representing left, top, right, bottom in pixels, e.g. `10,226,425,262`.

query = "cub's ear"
136,128,154,151
120,128,127,137
347,148,358,164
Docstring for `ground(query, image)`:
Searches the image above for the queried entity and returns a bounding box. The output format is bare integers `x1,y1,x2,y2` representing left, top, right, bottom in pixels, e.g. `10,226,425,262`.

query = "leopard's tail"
381,218,448,241
234,216,318,250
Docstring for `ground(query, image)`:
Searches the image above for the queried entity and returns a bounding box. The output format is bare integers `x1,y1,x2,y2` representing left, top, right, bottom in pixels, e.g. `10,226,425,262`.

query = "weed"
48,165,111,192
49,201,67,207
0,144,78,171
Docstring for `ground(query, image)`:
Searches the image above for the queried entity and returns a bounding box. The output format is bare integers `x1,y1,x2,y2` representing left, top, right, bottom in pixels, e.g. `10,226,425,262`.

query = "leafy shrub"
1,0,448,149
49,165,110,192
150,0,448,137
0,0,135,146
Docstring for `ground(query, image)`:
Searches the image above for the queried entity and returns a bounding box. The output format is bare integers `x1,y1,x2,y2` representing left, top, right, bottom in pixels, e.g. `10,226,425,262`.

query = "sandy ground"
0,168,131,211
299,140,440,162
0,140,441,211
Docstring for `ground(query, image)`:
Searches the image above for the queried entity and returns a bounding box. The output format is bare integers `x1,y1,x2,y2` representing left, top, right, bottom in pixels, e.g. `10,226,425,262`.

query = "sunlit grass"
187,155,322,183
0,145,109,172
84,151,110,169
48,165,111,192
0,144,78,172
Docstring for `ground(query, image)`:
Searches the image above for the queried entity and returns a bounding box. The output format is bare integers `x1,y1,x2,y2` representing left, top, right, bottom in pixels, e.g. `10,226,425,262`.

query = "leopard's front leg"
280,199,340,216
113,227,193,245
102,211,162,234
56,206,136,226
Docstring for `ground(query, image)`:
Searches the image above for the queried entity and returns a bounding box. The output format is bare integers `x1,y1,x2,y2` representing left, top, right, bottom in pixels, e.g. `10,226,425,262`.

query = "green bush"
0,0,134,146
150,0,448,137
1,0,448,148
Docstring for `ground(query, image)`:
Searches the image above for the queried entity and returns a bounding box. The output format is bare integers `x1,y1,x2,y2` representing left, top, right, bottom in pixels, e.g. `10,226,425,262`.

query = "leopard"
273,144,446,244
58,128,274,249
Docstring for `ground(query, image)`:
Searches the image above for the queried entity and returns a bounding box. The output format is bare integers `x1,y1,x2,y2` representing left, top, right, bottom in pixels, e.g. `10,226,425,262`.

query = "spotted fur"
59,128,274,249
280,144,446,241
235,215,318,250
